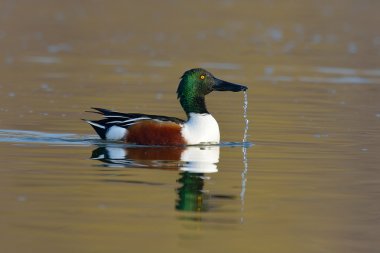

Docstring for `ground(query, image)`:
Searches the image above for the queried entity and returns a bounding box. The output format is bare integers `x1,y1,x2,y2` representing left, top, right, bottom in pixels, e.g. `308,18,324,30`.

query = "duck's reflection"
91,145,220,212
176,172,208,212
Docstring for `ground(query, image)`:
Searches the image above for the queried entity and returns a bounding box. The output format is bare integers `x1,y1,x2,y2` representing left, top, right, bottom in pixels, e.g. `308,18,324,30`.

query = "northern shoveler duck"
84,68,247,145
91,145,220,172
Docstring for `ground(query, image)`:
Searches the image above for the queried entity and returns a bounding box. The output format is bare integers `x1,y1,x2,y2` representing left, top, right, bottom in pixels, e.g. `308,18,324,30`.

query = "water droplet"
241,90,249,223
242,91,249,143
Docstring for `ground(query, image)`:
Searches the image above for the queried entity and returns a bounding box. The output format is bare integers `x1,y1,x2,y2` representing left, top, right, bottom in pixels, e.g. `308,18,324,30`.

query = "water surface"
1,1,380,252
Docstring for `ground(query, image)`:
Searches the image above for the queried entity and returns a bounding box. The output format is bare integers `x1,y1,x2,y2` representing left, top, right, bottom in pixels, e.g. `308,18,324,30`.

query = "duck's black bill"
213,78,247,92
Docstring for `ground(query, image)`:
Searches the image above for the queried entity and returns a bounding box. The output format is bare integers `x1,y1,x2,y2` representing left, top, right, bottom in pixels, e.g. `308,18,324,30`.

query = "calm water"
1,1,380,252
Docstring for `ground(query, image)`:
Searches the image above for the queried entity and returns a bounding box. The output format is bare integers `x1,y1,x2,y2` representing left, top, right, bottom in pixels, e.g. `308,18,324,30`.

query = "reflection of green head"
176,172,208,212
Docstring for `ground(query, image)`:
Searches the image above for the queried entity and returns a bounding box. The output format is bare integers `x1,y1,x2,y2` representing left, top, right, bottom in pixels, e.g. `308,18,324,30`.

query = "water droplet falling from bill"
240,90,249,223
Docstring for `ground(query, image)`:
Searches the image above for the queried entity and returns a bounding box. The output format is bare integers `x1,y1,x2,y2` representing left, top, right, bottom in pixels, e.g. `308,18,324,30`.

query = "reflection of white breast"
180,146,220,173
181,113,220,145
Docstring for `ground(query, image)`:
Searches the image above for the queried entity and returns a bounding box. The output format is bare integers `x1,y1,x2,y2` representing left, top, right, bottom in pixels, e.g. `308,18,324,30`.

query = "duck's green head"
177,68,247,115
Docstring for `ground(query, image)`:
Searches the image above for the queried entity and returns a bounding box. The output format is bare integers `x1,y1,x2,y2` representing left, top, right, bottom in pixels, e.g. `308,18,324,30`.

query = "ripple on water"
23,56,61,64
199,62,241,70
0,129,253,148
0,129,95,146
259,65,380,85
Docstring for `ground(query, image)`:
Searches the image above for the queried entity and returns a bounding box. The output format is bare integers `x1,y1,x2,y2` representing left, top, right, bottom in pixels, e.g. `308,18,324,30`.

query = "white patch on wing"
106,117,151,125
92,154,105,160
86,120,105,129
181,113,220,145
106,125,127,140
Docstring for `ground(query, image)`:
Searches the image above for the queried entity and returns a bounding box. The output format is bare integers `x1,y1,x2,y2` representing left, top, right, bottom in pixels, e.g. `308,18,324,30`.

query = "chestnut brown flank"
125,120,186,145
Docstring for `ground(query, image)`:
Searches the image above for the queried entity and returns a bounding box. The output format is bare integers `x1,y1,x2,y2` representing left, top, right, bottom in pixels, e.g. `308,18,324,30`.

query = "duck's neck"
179,95,209,117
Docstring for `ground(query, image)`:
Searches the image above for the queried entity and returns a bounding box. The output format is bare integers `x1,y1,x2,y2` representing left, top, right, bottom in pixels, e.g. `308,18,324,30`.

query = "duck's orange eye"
200,75,205,80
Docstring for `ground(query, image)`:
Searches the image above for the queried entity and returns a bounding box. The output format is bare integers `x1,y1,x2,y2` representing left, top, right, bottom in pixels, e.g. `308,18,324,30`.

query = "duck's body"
85,68,247,145
86,109,220,145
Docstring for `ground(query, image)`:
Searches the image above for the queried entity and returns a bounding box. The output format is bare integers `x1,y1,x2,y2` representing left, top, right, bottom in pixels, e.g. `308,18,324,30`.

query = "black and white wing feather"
84,107,185,139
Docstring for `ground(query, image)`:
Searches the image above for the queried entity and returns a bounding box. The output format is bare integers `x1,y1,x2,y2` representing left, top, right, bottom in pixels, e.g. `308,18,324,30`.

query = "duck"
84,68,247,145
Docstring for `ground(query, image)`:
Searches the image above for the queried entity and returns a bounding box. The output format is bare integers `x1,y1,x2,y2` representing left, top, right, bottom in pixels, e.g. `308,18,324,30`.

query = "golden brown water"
1,0,380,252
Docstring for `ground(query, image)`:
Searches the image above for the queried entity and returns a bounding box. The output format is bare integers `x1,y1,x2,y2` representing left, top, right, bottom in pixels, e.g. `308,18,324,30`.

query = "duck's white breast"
181,113,220,145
